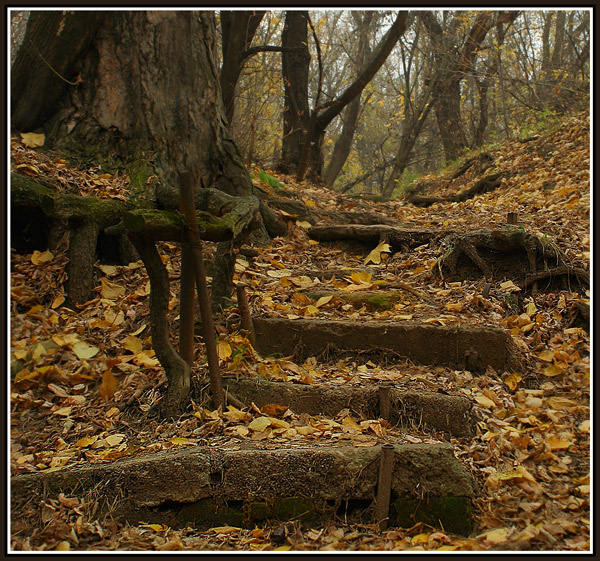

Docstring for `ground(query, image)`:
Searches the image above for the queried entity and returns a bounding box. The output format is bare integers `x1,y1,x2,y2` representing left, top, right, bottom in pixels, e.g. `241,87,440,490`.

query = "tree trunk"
281,11,408,181
420,11,497,163
219,10,265,124
279,11,311,174
324,12,374,188
12,11,254,205
11,11,260,416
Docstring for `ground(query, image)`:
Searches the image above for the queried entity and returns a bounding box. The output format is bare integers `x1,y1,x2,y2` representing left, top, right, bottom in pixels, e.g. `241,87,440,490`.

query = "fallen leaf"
72,341,100,360
544,364,565,377
364,242,391,265
217,340,232,360
31,250,54,265
411,533,430,545
475,394,496,409
248,417,272,432
503,373,522,391
21,132,45,147
99,370,117,400
260,404,288,417
123,335,143,354
99,278,125,299
209,526,241,534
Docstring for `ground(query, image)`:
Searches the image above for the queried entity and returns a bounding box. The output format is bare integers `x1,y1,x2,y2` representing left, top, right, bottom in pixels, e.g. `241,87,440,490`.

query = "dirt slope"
9,110,590,551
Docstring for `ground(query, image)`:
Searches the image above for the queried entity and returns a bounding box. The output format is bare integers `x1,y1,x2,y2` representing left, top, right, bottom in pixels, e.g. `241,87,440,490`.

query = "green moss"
391,496,472,536
364,293,401,310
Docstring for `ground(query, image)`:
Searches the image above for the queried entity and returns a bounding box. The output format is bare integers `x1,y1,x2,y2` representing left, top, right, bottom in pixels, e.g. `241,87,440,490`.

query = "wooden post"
378,384,391,421
236,283,256,349
375,444,395,531
178,172,224,409
178,242,195,366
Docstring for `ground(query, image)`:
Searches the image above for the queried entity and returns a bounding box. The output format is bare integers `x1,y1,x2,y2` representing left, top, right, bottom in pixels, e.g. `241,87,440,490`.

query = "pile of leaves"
9,111,590,551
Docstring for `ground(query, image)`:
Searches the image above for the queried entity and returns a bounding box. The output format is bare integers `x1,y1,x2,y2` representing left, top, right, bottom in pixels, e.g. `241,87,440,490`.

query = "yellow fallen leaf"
546,436,572,450
54,541,70,551
274,545,292,551
99,278,126,299
445,302,464,312
51,294,65,309
315,295,333,308
500,280,521,292
75,436,98,448
147,524,169,532
578,420,590,433
525,302,537,316
106,407,120,418
296,425,318,435
72,341,100,360
21,131,45,148
497,469,523,481
31,249,54,265
349,271,372,284
342,416,362,431
170,437,190,446
54,407,72,417
209,526,241,534
364,242,391,266
478,527,510,544
296,220,312,229
411,533,430,546
218,340,232,360
52,333,80,347
14,369,37,383
133,352,160,368
544,364,565,377
503,373,522,391
123,335,143,354
105,434,125,447
97,264,117,275
248,417,272,432
99,370,117,400
260,404,288,417
474,395,496,409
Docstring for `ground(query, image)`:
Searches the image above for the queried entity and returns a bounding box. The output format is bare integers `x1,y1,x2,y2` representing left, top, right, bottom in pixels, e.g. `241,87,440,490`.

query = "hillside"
9,110,590,551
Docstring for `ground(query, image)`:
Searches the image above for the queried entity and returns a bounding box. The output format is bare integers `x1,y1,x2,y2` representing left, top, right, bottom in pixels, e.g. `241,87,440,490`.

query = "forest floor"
9,110,591,552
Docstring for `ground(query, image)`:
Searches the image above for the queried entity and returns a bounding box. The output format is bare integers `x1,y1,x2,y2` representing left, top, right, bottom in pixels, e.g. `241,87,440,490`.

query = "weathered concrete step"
223,378,474,437
11,444,473,535
253,317,514,372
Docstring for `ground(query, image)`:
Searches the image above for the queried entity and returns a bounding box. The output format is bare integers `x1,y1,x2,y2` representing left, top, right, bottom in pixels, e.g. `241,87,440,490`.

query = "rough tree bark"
11,11,262,416
280,11,409,181
279,11,311,175
324,11,374,188
219,10,265,124
420,11,503,163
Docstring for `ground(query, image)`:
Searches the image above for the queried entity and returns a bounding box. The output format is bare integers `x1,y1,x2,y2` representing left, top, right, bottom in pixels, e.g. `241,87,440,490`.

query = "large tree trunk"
278,11,311,174
11,10,258,417
219,10,265,124
280,11,408,181
12,11,253,206
420,11,497,163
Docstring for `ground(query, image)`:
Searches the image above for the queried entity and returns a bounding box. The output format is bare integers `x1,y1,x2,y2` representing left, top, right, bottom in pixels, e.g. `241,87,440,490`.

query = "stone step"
223,377,474,438
252,317,515,372
11,443,474,535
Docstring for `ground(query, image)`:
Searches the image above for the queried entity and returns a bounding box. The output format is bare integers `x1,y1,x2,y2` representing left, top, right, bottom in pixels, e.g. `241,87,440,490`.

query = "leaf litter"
9,111,590,551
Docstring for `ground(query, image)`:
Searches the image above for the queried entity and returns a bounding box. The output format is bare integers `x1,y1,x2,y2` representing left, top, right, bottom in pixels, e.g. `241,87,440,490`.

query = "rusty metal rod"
375,444,395,531
378,384,391,421
178,171,224,409
235,283,256,349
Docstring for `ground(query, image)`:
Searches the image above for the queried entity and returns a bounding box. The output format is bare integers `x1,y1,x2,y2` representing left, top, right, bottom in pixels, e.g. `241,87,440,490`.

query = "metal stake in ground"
178,171,224,409
375,444,395,531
